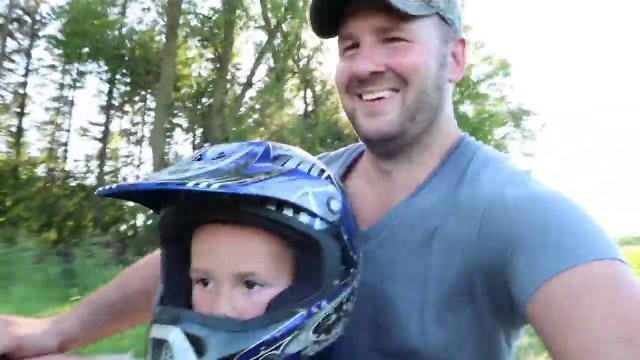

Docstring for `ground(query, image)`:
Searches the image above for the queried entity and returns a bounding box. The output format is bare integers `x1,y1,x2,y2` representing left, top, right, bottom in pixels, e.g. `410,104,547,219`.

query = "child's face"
190,223,295,320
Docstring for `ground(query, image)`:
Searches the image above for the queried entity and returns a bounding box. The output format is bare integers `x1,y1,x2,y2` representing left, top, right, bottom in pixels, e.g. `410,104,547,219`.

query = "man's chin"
353,120,399,142
356,130,410,160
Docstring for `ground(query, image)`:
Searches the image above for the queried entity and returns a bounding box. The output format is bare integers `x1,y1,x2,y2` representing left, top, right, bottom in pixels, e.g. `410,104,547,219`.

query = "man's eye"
341,43,358,53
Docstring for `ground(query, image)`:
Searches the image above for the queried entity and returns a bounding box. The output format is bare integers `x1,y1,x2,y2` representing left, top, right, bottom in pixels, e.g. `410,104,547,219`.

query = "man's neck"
360,122,462,191
344,120,462,231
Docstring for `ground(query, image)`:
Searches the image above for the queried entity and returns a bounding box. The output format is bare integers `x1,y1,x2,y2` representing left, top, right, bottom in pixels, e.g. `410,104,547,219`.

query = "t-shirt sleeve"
479,183,626,318
315,151,330,162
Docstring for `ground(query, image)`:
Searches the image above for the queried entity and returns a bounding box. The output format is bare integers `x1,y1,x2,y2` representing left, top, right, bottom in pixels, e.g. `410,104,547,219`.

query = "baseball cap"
309,0,463,39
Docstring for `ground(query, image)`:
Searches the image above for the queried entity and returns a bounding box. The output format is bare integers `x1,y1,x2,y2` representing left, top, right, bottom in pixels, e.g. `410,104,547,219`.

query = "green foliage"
618,236,640,247
123,28,163,95
49,0,123,65
455,39,535,153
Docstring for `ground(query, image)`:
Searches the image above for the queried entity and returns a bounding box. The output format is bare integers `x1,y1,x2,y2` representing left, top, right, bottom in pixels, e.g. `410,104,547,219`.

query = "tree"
150,0,183,171
11,1,44,185
0,0,18,79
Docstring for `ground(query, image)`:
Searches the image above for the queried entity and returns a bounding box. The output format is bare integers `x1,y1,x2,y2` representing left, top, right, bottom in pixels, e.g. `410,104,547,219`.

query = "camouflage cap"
310,0,463,39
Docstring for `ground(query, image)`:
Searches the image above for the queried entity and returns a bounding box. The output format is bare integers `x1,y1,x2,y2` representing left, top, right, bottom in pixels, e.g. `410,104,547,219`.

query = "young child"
95,140,360,360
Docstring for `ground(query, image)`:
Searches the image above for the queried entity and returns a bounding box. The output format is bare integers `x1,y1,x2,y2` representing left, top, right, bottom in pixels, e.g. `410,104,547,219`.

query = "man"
3,0,640,359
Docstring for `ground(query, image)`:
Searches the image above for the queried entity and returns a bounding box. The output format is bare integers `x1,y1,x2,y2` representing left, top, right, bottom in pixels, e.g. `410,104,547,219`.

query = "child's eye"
243,279,263,290
196,278,212,288
384,36,406,43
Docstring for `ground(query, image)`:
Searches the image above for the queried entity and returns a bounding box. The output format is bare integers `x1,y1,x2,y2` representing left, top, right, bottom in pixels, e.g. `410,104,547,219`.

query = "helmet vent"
274,154,329,179
212,152,226,160
262,199,330,231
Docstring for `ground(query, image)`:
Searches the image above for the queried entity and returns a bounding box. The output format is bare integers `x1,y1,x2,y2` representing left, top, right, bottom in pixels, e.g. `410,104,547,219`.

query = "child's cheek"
239,288,282,320
192,287,209,314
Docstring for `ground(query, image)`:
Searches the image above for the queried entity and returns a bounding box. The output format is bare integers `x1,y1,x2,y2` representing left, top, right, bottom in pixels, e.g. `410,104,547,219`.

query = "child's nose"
207,292,238,319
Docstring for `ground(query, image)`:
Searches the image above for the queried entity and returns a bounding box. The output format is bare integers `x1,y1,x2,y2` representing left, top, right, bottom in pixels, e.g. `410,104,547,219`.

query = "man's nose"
349,42,387,80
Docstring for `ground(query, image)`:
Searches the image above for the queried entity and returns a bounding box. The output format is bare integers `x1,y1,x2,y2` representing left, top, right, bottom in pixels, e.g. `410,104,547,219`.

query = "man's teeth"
360,90,395,101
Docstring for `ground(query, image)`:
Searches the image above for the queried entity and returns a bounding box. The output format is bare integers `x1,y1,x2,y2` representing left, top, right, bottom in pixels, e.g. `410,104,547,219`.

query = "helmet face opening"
156,198,351,325
96,141,360,360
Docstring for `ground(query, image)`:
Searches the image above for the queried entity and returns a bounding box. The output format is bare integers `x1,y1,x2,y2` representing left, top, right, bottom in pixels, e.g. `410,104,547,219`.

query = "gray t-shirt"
315,134,625,359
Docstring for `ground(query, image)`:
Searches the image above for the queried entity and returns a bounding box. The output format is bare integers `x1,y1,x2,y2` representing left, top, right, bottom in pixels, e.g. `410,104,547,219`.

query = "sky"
32,0,640,238
462,0,640,237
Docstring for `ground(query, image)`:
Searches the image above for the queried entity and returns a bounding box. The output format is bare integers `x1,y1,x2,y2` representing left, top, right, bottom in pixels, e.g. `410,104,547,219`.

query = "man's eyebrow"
377,19,415,34
338,31,357,44
338,22,409,42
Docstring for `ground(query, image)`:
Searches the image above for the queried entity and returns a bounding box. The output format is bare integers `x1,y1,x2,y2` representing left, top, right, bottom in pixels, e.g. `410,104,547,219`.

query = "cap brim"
309,0,349,39
309,0,439,39
387,0,440,17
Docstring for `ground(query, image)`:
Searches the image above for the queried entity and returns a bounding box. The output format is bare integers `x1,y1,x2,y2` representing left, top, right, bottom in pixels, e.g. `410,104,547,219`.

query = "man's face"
334,5,463,154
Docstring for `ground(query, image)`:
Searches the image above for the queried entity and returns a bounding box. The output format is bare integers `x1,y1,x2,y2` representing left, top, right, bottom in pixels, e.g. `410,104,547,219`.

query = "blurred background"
1,0,638,358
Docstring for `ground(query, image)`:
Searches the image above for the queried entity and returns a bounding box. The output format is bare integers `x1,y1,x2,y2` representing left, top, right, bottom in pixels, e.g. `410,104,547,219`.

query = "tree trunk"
210,0,283,143
45,66,67,184
12,4,39,185
0,0,17,79
203,0,240,145
95,0,128,189
190,119,197,151
150,0,182,171
136,93,148,179
96,72,116,189
59,70,78,181
94,73,117,231
55,243,77,289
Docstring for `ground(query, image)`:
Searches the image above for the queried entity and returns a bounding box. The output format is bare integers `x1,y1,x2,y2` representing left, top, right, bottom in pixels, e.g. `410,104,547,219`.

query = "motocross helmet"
96,141,359,360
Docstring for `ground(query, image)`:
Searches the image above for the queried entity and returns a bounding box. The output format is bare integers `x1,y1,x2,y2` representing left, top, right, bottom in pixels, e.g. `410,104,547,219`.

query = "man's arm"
57,249,162,351
0,249,161,358
527,259,640,359
481,182,640,359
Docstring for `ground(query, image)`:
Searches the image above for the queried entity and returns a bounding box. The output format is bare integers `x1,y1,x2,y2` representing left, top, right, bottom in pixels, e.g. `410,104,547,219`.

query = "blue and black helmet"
96,141,359,360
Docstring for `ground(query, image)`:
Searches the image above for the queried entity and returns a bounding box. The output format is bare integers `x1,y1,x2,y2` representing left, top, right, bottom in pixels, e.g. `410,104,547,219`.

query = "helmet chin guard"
147,283,356,360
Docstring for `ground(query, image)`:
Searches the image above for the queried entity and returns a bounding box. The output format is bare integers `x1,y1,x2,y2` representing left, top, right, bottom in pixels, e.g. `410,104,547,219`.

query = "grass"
2,242,639,358
0,243,149,356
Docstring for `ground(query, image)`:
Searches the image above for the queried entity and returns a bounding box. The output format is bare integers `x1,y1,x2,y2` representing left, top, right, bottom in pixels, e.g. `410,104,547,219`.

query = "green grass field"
2,242,639,358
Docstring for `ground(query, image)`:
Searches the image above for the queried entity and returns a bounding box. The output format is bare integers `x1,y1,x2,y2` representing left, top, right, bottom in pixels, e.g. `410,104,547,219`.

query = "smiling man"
3,0,640,359
329,0,459,161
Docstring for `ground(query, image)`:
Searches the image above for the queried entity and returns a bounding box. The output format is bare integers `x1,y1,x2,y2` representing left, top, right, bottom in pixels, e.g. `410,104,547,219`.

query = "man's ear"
448,37,467,83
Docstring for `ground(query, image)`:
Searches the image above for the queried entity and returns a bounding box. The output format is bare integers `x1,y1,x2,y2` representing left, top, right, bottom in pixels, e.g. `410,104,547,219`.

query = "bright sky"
462,0,640,237
53,0,640,238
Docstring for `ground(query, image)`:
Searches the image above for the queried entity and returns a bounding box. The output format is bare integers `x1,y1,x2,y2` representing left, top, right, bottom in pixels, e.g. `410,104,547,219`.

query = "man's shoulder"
466,141,592,231
469,142,581,219
455,137,611,252
463,140,622,316
457,137,538,199
315,142,364,175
